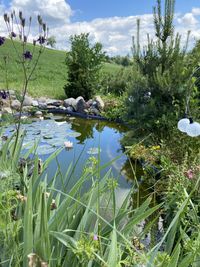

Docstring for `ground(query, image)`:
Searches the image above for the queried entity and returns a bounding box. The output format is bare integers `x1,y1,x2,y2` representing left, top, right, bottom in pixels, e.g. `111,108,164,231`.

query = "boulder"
47,99,62,107
2,107,12,114
66,106,74,112
23,95,33,106
11,99,21,110
86,99,93,107
59,106,66,110
89,107,100,116
22,106,32,112
35,111,43,117
75,96,87,113
38,102,47,109
64,98,76,109
1,99,10,107
32,100,39,107
94,96,104,110
47,105,58,110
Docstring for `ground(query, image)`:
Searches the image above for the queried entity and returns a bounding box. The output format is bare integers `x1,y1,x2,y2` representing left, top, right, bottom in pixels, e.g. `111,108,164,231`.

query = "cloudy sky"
0,0,200,55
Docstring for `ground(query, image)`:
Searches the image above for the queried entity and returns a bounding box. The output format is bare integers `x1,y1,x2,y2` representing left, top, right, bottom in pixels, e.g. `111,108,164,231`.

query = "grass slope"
0,39,121,99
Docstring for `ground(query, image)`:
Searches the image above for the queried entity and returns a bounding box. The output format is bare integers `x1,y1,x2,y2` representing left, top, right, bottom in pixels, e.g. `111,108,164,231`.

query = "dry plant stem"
13,48,44,155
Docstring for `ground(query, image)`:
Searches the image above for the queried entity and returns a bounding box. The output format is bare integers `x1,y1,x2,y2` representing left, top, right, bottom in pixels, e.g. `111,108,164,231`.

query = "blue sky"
0,0,200,55
68,0,200,21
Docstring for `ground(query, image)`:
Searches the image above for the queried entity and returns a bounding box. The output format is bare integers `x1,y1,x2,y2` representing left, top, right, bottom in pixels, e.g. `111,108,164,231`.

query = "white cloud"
0,1,200,55
11,0,72,25
177,13,198,25
192,8,200,16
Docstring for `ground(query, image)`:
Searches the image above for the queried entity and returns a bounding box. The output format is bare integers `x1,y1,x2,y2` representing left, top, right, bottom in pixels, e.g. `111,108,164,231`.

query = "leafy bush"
64,33,105,100
99,67,134,96
125,0,200,139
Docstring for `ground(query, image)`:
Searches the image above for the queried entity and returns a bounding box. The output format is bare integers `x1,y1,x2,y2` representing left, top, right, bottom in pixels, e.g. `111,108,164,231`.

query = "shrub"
64,33,105,100
125,0,200,139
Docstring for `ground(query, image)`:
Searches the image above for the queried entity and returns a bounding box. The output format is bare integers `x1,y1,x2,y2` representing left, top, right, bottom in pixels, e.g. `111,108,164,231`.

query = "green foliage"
125,0,200,138
99,67,134,96
47,35,56,48
64,33,105,100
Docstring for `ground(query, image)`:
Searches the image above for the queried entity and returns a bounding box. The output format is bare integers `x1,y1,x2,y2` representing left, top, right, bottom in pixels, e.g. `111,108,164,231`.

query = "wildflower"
93,234,98,241
64,141,73,149
11,32,17,38
37,36,46,44
184,169,194,180
23,50,32,60
0,36,5,46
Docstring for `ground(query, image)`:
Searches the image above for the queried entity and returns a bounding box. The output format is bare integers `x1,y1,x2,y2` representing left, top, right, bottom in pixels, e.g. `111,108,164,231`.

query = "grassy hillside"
0,39,121,99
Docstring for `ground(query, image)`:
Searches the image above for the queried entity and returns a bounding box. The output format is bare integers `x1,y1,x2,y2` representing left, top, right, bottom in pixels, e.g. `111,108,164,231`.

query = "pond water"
3,115,137,190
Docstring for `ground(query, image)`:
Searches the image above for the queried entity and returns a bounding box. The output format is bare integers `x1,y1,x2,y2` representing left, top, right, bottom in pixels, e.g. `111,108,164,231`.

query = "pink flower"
93,234,98,241
185,169,194,180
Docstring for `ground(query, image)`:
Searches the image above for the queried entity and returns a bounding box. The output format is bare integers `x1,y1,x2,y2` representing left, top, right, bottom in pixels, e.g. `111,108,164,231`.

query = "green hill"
0,39,121,99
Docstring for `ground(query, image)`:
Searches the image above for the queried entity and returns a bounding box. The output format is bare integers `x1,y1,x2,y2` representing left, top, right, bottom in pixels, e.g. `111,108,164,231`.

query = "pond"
2,115,138,191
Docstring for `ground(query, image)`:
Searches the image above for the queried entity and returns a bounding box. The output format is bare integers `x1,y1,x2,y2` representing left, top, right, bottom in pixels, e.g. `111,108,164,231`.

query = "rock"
47,105,58,110
64,98,76,109
47,99,62,107
2,107,12,114
1,99,10,107
22,106,32,112
89,107,100,116
32,100,39,107
92,101,98,109
75,96,87,113
87,99,93,107
94,96,104,110
66,106,74,112
23,95,33,106
8,90,15,96
58,106,66,110
35,111,43,117
11,99,21,110
38,102,47,109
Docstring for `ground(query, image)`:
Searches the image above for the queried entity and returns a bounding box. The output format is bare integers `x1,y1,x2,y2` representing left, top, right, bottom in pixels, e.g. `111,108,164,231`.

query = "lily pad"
66,132,81,138
36,144,56,155
87,147,101,155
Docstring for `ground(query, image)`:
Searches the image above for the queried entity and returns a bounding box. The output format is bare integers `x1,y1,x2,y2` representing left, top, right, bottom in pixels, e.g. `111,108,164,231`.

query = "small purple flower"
37,36,46,45
11,32,17,38
93,234,98,241
0,90,7,99
0,36,5,46
23,50,32,60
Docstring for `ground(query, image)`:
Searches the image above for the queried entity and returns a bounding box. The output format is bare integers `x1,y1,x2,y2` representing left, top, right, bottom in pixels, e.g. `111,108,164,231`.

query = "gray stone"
22,106,32,112
64,98,76,109
23,95,33,106
38,102,47,109
75,96,87,113
32,100,39,107
2,107,12,114
47,99,62,107
35,111,43,117
1,99,10,107
47,105,58,110
92,101,98,109
59,106,66,110
11,99,21,110
66,106,74,112
86,99,93,107
94,95,104,110
89,107,100,116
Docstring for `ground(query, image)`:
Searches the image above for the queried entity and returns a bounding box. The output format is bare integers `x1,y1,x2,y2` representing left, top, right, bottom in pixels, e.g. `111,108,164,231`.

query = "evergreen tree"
126,0,199,138
64,33,105,100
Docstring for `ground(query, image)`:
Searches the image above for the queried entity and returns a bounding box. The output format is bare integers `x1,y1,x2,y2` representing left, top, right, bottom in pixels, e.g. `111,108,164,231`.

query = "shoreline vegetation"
1,0,200,266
